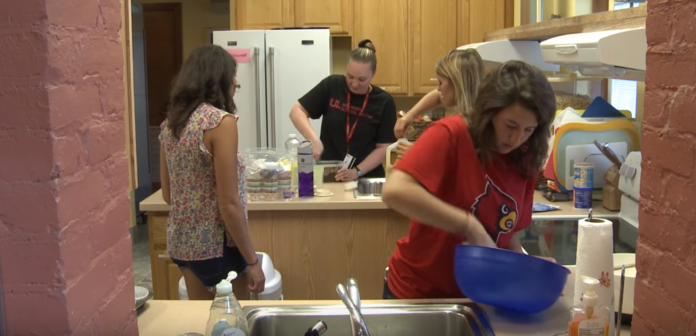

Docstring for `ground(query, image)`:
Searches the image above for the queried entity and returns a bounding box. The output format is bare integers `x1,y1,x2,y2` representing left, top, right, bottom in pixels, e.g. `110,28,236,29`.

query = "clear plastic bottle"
284,134,301,199
205,272,250,336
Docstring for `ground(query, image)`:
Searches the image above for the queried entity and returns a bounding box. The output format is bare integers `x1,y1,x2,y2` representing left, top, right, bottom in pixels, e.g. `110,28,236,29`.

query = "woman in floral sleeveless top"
159,45,265,300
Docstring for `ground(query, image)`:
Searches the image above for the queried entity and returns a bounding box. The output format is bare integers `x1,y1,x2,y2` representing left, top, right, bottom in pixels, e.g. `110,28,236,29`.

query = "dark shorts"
171,243,248,288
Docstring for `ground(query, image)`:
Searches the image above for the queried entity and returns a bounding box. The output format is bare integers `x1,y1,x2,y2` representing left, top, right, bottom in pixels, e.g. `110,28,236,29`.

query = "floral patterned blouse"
159,103,247,261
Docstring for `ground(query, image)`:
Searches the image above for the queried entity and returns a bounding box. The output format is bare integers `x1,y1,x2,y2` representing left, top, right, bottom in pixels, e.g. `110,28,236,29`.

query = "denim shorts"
171,243,248,288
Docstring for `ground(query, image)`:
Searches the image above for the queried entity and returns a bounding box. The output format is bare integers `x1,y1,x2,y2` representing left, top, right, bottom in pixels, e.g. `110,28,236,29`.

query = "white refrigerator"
213,29,330,151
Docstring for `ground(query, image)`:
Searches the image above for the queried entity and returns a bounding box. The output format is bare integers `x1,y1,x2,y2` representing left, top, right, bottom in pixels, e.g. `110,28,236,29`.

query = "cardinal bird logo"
471,176,519,243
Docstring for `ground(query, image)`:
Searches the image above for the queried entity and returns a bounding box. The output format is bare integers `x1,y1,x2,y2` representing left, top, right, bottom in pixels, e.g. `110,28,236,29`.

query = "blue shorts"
171,243,248,288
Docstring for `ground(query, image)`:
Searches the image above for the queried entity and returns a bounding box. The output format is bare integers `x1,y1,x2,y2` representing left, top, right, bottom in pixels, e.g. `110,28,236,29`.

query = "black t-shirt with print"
298,74,397,178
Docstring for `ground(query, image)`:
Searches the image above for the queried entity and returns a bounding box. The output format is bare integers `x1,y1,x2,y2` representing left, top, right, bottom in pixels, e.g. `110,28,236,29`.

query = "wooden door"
410,0,459,95
236,0,295,30
142,3,183,127
143,3,182,191
353,0,409,95
294,0,353,35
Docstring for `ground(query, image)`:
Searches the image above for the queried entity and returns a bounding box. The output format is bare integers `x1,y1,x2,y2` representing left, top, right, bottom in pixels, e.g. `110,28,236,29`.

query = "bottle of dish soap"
568,275,610,336
205,272,250,336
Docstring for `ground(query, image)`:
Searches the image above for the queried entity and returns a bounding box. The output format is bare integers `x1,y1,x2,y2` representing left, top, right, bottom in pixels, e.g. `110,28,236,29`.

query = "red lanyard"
345,91,369,152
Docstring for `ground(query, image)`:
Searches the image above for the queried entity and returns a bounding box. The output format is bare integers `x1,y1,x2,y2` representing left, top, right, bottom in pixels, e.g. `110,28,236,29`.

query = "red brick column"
634,0,696,335
0,0,137,335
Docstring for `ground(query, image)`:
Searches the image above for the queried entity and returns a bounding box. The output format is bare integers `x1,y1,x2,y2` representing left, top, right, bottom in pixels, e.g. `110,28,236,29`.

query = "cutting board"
564,142,627,189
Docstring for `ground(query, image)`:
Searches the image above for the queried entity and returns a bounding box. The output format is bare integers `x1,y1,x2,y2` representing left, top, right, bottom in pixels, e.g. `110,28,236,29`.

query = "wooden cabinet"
294,0,353,35
353,0,409,95
236,0,353,35
148,212,183,300
233,0,510,95
410,0,459,95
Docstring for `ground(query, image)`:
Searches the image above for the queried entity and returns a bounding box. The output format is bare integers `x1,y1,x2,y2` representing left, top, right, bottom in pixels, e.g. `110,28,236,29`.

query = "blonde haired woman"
393,49,486,157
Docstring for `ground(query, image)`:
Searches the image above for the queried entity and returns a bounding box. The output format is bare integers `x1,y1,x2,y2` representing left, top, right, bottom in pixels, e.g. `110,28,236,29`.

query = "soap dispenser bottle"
205,271,250,336
568,275,610,336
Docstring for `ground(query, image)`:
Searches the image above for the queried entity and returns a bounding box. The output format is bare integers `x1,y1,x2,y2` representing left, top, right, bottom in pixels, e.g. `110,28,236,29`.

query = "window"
609,79,638,118
608,1,640,118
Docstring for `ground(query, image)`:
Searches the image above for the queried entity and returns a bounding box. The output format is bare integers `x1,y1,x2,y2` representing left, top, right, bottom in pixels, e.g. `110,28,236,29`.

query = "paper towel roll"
575,217,615,335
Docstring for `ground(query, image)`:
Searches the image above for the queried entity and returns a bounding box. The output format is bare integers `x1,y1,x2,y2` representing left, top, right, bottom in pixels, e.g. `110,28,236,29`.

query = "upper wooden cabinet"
234,0,509,96
294,0,353,35
236,0,353,35
353,0,409,95
236,0,294,30
410,0,459,95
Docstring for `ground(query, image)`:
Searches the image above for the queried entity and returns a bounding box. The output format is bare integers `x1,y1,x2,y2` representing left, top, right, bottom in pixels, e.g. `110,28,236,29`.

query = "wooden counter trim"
483,6,647,42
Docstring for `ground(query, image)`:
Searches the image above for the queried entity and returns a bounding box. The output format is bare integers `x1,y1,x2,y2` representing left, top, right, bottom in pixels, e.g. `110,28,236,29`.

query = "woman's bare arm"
207,116,258,264
289,101,319,142
159,144,171,205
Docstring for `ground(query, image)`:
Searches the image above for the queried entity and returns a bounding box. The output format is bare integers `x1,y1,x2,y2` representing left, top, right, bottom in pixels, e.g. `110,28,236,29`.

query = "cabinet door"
353,0,409,95
294,0,353,35
459,0,506,46
236,0,295,30
411,0,459,95
151,254,183,300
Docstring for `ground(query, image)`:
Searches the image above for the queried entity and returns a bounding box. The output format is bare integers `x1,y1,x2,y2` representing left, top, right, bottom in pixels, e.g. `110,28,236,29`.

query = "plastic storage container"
243,148,294,201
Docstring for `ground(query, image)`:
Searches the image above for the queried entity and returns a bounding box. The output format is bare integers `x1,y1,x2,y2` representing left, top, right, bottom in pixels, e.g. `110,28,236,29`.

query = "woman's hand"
394,114,414,138
311,138,324,161
247,263,266,293
395,141,413,160
461,215,497,248
335,167,359,181
534,256,557,263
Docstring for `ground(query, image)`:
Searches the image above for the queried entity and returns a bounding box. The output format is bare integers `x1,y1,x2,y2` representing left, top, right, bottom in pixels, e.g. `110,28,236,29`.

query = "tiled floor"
131,216,153,294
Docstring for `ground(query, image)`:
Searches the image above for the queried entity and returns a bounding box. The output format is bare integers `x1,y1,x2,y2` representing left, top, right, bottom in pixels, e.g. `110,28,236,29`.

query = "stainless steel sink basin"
354,178,385,199
243,303,494,336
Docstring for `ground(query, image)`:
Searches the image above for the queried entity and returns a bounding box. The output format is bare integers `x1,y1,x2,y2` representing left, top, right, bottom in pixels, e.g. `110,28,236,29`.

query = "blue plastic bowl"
454,245,570,314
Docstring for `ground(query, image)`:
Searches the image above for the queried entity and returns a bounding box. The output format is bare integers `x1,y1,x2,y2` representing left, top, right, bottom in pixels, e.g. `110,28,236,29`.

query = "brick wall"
0,0,137,334
634,0,696,335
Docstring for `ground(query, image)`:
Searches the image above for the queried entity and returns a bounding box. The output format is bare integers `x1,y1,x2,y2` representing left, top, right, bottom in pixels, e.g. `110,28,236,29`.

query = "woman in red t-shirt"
381,60,557,299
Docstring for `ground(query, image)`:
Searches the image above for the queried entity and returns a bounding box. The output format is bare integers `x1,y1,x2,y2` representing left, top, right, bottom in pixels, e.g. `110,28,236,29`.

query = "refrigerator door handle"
253,46,262,148
268,46,277,148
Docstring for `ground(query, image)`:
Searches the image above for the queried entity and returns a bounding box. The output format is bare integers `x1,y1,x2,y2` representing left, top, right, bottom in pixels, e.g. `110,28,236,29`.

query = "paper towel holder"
586,208,604,223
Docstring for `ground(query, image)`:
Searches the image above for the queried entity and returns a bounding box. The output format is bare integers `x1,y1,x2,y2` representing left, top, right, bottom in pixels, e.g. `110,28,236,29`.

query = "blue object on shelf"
583,96,625,118
453,245,570,314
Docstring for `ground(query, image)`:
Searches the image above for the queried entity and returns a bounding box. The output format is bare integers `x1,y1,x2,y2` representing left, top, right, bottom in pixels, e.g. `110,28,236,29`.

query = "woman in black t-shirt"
289,39,397,180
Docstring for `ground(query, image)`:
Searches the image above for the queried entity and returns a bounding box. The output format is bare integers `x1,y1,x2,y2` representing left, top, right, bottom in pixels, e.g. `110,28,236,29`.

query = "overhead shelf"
483,6,647,42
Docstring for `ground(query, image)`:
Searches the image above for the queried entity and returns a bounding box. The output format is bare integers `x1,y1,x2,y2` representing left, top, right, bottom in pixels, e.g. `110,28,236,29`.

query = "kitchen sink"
353,178,385,199
243,302,494,336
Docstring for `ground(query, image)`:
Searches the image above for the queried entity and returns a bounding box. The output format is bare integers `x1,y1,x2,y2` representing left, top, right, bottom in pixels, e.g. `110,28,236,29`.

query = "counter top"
137,298,631,336
139,183,619,219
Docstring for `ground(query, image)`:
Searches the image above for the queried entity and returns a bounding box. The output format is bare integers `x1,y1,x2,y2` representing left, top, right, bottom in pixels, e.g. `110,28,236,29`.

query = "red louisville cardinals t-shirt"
387,116,536,299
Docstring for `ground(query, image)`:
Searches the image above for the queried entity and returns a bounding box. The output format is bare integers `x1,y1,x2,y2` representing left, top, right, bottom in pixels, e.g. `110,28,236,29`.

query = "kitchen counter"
140,183,386,212
139,184,619,300
139,183,619,219
137,298,632,336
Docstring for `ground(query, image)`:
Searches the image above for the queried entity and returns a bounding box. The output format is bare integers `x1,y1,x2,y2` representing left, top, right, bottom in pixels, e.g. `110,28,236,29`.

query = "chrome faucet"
336,278,370,336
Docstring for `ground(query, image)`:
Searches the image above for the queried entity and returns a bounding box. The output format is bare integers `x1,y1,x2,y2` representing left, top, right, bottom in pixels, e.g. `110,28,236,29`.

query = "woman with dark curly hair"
159,45,265,300
382,60,557,299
